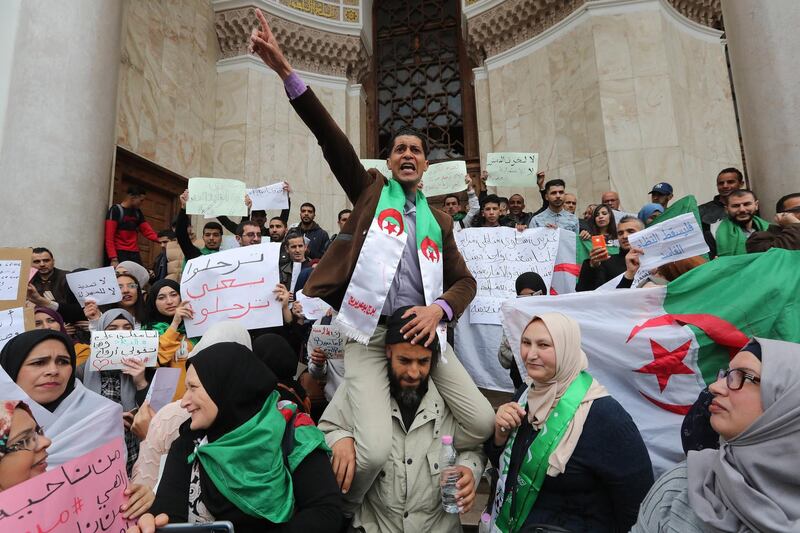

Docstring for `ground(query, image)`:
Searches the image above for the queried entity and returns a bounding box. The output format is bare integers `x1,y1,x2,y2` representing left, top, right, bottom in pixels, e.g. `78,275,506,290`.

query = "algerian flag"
649,195,701,227
501,249,800,475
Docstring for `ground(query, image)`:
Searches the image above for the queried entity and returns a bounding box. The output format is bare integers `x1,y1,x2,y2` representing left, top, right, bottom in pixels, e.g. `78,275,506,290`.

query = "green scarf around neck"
188,391,329,522
715,216,769,256
375,179,443,256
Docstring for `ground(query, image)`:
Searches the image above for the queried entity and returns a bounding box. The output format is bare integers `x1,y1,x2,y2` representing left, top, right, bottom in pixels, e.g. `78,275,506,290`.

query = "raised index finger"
254,8,274,41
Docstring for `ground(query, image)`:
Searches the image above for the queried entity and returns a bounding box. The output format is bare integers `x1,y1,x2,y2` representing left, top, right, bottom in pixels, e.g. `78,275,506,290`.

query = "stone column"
721,0,800,217
0,0,123,269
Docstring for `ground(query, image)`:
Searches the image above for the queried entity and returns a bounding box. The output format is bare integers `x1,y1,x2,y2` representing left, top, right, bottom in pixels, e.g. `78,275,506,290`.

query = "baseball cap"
649,182,673,195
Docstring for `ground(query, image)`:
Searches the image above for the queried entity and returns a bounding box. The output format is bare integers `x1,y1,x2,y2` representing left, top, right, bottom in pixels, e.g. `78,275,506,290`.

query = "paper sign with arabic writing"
0,437,131,533
187,177,247,219
88,330,159,372
421,160,467,197
0,307,25,350
485,152,539,188
65,267,122,306
180,243,282,337
248,181,289,211
626,212,709,271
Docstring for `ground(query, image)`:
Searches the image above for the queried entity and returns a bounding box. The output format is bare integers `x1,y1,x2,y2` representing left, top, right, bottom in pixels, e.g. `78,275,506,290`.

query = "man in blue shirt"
530,179,579,232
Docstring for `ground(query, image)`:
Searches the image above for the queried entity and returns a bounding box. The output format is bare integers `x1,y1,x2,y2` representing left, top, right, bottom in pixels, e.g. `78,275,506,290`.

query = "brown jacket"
746,223,800,253
291,89,476,318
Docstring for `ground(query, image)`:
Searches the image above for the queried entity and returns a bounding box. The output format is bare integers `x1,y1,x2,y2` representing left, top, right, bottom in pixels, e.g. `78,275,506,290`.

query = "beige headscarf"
524,312,609,476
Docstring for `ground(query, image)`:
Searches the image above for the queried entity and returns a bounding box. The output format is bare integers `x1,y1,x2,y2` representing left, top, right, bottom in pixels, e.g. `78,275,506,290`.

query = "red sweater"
104,204,159,258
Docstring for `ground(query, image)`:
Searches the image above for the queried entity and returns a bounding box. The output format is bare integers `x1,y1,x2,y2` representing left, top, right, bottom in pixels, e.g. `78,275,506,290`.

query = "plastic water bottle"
440,435,460,513
478,512,492,533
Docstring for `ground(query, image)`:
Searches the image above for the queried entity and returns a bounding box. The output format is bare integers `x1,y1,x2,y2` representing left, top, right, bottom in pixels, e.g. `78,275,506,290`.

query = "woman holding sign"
485,313,653,532
131,342,342,533
77,309,152,474
144,279,195,399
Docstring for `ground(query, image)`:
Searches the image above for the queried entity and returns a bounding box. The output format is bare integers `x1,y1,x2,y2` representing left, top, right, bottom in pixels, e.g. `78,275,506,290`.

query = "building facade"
2,0,795,268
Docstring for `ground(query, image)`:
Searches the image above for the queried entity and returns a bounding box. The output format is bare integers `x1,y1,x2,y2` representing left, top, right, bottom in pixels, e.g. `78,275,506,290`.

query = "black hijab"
185,342,279,527
515,272,547,295
252,334,297,380
186,342,277,442
0,330,77,412
145,279,181,325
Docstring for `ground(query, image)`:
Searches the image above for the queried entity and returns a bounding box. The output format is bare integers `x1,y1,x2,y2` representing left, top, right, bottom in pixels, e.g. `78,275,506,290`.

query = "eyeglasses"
1,425,45,455
717,368,761,391
779,206,800,214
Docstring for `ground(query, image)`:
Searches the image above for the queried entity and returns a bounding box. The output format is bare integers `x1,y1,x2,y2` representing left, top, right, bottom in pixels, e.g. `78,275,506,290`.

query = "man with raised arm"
250,7,494,515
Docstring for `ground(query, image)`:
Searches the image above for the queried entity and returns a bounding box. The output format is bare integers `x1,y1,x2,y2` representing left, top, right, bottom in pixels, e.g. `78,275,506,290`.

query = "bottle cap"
441,435,453,445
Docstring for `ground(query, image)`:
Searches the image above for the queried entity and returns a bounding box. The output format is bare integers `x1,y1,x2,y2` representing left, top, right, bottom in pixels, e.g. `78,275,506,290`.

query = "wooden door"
112,147,188,268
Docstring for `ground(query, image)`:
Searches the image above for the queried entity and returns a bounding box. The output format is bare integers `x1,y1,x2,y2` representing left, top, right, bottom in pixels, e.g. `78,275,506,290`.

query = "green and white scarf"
334,179,444,344
713,216,769,256
490,372,593,532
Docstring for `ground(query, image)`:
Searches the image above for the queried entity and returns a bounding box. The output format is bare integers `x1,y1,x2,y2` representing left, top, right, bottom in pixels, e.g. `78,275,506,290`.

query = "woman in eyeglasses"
632,338,800,532
0,400,51,491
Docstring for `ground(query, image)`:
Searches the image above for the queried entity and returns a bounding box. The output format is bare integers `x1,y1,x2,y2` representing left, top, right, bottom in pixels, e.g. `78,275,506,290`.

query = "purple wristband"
434,299,454,322
284,71,308,100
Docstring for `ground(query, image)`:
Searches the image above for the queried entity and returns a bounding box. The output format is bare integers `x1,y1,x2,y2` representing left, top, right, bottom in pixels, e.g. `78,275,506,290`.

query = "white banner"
421,160,467,197
455,228,559,324
180,243,282,337
248,181,289,211
88,330,159,371
627,213,709,271
66,267,122,306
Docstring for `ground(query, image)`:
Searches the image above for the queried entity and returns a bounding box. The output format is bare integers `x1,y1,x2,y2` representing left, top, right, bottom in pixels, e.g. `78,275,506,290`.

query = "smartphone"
591,235,607,249
157,522,234,532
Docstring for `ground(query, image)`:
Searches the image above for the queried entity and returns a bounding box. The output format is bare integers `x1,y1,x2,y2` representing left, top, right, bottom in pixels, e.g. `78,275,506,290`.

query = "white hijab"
0,368,123,469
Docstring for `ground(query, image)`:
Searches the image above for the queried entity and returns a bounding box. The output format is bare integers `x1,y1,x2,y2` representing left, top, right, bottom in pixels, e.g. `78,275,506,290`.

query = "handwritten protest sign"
248,181,289,211
0,248,32,308
309,323,345,359
0,438,131,532
88,330,159,372
181,242,282,337
456,228,559,325
187,177,247,218
485,152,539,188
421,160,467,197
296,290,332,321
65,267,121,306
0,260,22,301
0,307,26,350
627,213,709,271
145,367,182,412
361,159,391,178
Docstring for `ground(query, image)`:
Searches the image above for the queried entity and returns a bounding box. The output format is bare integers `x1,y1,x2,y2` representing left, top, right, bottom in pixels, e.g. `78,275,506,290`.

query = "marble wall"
116,0,219,178
475,5,742,214
213,62,362,231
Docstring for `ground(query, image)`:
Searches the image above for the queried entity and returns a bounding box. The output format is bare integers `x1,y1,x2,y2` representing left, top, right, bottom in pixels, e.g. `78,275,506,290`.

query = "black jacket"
300,223,329,260
30,268,85,323
575,251,627,292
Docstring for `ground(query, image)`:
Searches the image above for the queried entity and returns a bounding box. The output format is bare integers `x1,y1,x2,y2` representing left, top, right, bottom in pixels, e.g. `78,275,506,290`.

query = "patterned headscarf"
0,400,34,458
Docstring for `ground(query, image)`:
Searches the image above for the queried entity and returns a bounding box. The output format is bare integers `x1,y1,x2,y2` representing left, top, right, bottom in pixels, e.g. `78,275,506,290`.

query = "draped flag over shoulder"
501,249,800,475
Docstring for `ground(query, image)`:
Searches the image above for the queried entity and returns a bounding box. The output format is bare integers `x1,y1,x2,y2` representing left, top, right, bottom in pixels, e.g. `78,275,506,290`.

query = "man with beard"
250,9,491,516
26,247,85,322
699,167,745,227
268,216,288,242
709,189,769,257
320,306,490,532
530,179,579,232
746,192,800,252
297,202,329,259
576,216,644,291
